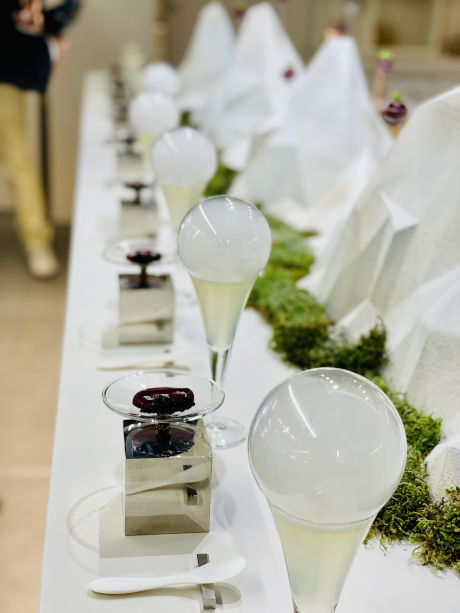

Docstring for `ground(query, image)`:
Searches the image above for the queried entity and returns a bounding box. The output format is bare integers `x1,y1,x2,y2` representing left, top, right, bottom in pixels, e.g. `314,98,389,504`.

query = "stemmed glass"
142,62,179,96
248,368,407,613
177,196,272,448
150,127,217,235
151,128,218,306
128,91,179,179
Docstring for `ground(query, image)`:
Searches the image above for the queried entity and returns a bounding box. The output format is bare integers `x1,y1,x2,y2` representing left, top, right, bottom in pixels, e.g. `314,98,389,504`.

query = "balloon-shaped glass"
151,127,217,233
142,62,179,96
178,196,272,448
248,368,407,613
128,92,179,177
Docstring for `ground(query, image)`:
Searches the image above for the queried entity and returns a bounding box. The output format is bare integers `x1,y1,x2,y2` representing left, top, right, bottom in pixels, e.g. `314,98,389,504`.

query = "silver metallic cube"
118,273,174,344
119,202,158,238
123,419,212,535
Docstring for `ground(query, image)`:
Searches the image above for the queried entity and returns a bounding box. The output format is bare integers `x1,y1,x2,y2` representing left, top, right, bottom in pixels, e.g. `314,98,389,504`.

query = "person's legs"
0,83,58,277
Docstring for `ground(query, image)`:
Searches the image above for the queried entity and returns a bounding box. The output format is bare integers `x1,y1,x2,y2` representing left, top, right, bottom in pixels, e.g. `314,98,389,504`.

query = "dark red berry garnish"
126,250,161,266
283,67,295,80
132,387,195,415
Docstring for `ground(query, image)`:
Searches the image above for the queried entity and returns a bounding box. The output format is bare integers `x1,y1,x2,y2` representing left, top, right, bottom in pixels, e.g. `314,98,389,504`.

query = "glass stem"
139,265,148,288
209,346,232,387
157,421,171,450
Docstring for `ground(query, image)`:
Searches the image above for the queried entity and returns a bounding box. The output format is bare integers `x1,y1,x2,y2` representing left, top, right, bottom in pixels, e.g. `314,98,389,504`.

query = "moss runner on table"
246,212,457,574
202,162,457,571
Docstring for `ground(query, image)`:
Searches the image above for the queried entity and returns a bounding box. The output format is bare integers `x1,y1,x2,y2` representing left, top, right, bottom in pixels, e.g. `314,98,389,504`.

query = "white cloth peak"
232,35,390,209
304,85,460,436
177,2,235,113
201,1,303,170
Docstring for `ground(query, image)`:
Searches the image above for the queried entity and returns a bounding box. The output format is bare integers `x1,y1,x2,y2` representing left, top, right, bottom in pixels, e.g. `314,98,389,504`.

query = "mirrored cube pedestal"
116,150,143,183
123,419,212,536
119,202,158,238
118,273,174,344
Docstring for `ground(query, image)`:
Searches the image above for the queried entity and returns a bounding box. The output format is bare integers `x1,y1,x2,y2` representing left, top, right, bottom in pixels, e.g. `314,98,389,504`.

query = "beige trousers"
0,83,53,248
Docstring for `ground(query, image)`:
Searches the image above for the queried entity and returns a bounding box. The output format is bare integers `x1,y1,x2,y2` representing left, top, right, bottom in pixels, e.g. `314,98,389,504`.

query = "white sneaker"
26,244,59,279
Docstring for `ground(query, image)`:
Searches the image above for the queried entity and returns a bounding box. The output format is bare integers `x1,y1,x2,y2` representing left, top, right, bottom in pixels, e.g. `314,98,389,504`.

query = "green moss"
367,445,430,542
412,488,460,572
265,214,314,280
203,162,238,198
246,213,456,572
179,110,197,128
388,393,441,458
249,265,386,376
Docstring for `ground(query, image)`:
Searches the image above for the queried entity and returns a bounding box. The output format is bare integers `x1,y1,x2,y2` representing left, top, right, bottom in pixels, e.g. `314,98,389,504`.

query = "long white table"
38,71,459,612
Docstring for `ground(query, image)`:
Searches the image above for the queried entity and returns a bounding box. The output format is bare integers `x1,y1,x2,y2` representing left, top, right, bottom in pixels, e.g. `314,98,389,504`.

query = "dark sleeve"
43,0,81,36
0,30,51,93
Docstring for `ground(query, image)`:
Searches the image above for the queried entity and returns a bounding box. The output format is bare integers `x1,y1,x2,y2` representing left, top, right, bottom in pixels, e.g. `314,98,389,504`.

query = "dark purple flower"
283,66,295,80
377,50,394,72
383,93,407,125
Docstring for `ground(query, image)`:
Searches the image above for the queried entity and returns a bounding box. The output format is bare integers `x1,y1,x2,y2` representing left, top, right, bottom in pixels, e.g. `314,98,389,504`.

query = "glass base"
294,604,337,613
205,416,246,449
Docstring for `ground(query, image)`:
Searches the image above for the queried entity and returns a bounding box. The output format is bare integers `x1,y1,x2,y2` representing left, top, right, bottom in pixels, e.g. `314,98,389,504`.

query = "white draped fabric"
232,36,391,213
303,86,460,438
177,2,235,116
201,1,303,170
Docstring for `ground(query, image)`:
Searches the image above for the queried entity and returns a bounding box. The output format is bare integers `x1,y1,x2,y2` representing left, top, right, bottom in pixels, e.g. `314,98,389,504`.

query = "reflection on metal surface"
124,419,212,535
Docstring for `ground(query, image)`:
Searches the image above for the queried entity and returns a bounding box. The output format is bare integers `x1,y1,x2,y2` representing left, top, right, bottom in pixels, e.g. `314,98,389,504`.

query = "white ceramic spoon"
88,555,246,595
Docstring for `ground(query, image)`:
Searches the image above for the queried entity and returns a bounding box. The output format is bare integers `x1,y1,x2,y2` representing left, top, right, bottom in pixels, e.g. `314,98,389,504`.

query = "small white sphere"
128,91,179,135
151,127,217,187
142,62,180,96
178,196,272,283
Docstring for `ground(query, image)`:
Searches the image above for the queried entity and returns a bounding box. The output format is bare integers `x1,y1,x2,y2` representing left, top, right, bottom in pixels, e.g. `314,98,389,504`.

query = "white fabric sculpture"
426,438,460,501
232,35,391,214
304,86,460,442
177,2,235,116
201,1,303,170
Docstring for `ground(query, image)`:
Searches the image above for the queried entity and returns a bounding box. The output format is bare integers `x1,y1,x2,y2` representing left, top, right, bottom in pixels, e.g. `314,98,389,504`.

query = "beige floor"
0,214,69,613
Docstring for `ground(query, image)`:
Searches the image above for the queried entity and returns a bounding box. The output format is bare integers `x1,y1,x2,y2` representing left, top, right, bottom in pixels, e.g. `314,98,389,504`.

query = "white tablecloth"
38,71,460,612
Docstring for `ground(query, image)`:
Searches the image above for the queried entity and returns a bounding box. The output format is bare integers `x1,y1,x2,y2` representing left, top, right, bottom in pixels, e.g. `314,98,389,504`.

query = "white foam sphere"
151,127,217,188
178,196,272,283
248,368,406,613
128,91,179,135
249,368,407,525
142,62,180,96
